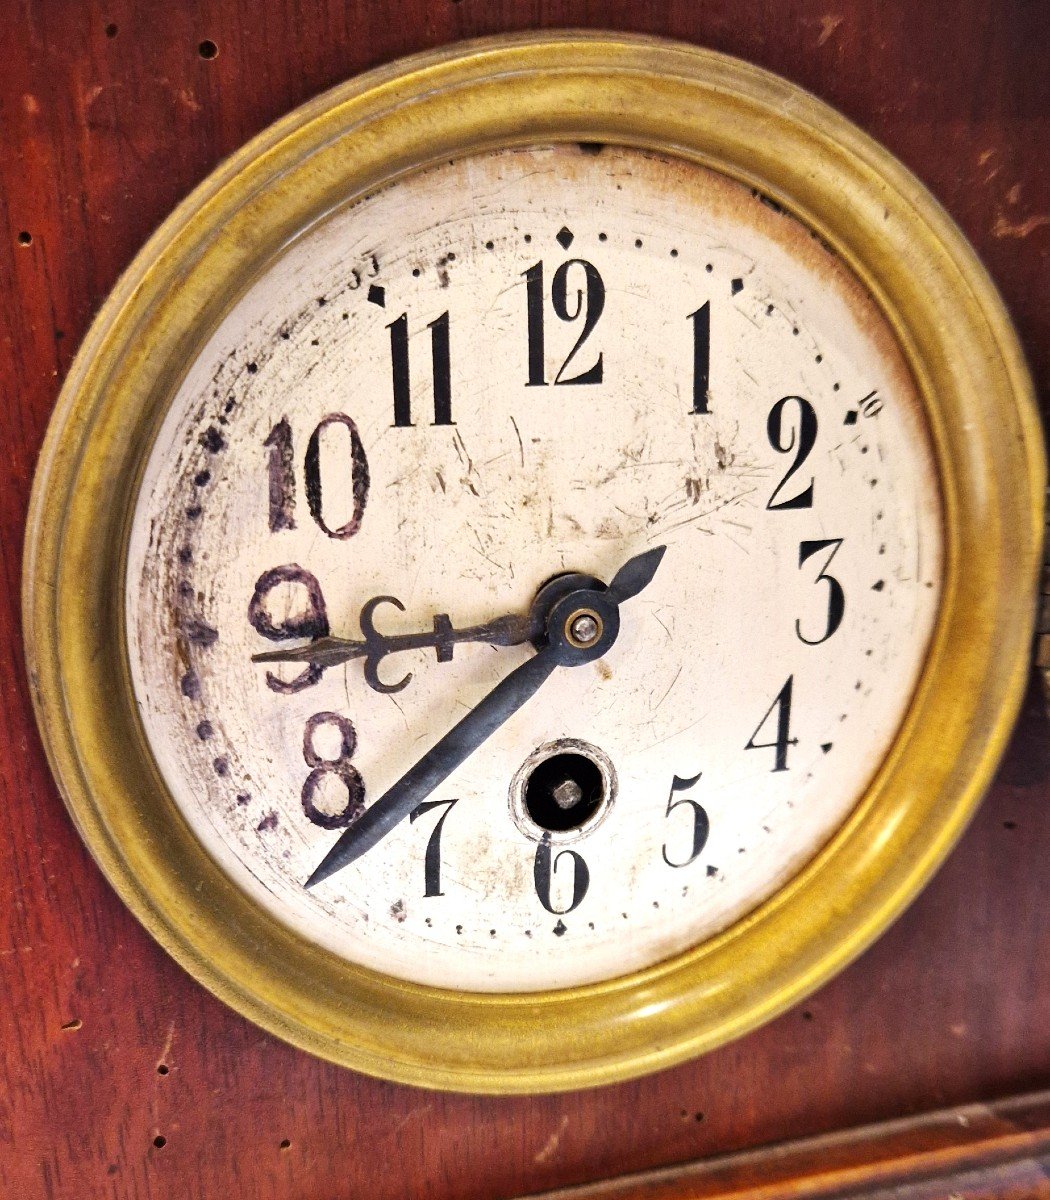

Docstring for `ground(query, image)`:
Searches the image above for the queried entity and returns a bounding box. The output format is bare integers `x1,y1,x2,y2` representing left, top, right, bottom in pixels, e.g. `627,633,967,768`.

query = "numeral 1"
524,262,545,387
688,301,711,414
263,418,295,531
387,310,453,427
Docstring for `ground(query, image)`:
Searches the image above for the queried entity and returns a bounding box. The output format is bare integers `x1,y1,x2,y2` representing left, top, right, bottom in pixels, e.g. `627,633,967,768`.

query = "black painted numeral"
263,417,295,531
300,712,365,829
410,798,459,898
523,259,605,386
860,389,883,418
387,310,454,426
745,677,798,772
248,564,330,694
305,414,370,539
688,302,711,414
524,262,545,386
766,396,817,510
534,834,589,914
262,414,370,540
662,771,709,868
797,539,845,645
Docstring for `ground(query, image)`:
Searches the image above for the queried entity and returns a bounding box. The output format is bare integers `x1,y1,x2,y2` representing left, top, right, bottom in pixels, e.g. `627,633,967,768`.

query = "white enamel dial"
126,144,942,992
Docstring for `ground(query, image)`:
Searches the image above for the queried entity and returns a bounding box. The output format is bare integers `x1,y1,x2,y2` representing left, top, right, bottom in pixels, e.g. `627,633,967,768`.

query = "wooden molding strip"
522,1090,1050,1199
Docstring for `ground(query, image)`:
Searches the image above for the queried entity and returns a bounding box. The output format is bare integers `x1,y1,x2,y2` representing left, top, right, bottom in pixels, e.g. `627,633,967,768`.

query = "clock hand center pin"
303,545,667,889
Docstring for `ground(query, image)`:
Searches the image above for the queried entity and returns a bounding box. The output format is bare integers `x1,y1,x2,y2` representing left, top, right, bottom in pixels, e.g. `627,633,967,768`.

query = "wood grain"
1,2,1047,1197
523,1090,1050,1198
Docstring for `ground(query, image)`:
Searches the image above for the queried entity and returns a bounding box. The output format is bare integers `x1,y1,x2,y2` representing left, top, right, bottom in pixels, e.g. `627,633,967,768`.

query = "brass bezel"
23,33,1044,1093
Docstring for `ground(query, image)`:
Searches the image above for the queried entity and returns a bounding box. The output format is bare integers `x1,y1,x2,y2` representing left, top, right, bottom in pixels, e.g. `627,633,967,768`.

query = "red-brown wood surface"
527,1090,1050,1198
1,3,1047,1198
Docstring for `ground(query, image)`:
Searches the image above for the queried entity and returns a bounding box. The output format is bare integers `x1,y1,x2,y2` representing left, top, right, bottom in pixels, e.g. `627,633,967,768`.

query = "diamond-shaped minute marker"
555,226,574,250
367,284,385,307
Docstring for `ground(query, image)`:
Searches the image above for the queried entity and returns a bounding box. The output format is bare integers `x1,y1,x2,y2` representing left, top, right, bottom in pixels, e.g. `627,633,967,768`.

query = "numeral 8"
301,712,365,830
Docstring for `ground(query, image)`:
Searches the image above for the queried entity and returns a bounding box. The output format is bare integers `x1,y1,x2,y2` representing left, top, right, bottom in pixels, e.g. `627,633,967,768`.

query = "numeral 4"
745,677,798,772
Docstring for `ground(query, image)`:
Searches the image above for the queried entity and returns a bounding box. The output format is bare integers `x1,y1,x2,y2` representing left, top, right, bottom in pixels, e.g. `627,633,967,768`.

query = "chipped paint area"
125,145,942,992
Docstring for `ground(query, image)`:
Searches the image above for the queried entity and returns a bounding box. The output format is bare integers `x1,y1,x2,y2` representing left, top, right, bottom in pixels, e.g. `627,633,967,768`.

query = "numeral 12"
523,259,605,386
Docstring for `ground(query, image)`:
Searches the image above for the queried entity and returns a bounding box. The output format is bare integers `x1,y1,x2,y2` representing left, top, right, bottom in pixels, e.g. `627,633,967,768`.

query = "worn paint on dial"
126,145,942,992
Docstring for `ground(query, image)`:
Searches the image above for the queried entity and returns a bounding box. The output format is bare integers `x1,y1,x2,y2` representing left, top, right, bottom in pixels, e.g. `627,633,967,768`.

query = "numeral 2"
524,259,605,386
766,396,817,510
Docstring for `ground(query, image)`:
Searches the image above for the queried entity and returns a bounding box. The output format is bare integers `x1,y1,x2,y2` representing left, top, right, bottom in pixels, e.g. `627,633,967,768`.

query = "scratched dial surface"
126,144,942,992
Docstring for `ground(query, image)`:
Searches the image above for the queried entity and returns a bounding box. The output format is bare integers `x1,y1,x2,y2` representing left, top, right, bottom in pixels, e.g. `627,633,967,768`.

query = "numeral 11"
387,311,453,427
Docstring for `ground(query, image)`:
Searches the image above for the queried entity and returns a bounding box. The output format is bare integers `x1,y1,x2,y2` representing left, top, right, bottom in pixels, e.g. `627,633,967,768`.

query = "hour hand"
252,595,532,693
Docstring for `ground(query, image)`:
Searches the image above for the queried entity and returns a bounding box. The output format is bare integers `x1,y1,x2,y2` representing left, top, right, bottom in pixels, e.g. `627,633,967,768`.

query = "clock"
22,33,1043,1092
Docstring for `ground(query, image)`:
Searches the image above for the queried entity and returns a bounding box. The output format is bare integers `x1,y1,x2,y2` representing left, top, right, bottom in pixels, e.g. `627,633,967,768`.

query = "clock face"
125,143,942,993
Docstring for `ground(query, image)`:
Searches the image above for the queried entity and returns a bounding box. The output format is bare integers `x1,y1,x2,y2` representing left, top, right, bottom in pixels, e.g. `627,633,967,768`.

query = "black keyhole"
524,752,605,832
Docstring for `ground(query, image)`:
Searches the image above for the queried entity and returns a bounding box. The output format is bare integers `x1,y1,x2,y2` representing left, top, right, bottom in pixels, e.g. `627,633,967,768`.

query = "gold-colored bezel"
23,33,1044,1093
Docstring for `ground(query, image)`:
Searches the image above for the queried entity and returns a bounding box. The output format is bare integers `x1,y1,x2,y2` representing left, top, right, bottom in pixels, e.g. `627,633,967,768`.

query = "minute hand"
304,544,666,889
304,648,558,887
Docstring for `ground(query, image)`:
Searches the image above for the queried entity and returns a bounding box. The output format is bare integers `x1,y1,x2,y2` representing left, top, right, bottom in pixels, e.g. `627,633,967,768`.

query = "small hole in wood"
157,1063,169,1075
198,39,218,59
17,231,32,246
279,1139,291,1150
105,22,118,37
802,1010,814,1021
153,1135,167,1149
61,1018,82,1031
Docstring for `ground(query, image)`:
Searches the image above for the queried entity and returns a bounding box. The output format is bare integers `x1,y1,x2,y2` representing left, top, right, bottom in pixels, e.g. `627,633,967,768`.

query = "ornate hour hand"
252,595,533,693
304,545,667,888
